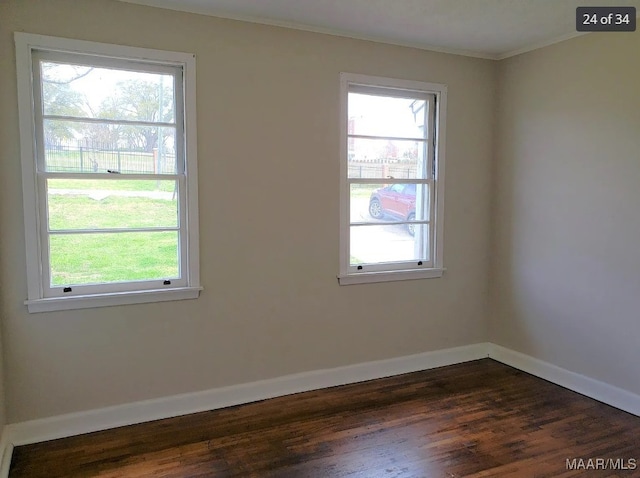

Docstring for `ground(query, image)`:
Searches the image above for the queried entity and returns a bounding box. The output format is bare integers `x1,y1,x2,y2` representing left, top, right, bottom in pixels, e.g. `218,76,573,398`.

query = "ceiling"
119,0,640,59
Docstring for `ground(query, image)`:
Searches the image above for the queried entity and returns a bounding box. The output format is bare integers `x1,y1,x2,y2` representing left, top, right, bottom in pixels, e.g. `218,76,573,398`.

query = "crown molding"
118,0,499,60
119,1,640,61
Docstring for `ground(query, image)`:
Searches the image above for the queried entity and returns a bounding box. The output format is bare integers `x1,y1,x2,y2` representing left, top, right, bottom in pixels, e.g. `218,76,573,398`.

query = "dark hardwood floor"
9,359,640,477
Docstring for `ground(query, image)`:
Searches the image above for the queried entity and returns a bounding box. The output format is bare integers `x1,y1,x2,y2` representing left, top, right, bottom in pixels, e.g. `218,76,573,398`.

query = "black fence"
44,141,177,174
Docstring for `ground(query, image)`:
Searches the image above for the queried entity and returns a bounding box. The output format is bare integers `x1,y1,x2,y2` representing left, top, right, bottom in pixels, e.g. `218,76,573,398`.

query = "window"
15,33,201,312
339,73,447,285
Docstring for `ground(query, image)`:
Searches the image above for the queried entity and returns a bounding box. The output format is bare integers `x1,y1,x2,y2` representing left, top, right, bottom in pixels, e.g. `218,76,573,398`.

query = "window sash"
347,179,433,227
33,50,182,76
41,171,183,234
32,51,185,175
42,115,178,129
340,73,445,281
16,33,201,311
348,258,434,273
44,278,187,298
347,133,427,142
36,172,188,297
345,86,434,269
349,84,433,101
31,52,188,297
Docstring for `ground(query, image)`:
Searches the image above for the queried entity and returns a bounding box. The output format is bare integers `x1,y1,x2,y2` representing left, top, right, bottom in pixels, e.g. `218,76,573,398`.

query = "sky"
41,61,174,119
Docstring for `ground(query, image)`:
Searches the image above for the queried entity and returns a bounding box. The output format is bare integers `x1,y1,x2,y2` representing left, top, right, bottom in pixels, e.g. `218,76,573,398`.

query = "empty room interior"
0,0,639,476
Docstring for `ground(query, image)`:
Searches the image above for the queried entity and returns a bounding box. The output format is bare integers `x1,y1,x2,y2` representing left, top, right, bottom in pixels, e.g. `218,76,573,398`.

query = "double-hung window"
339,73,447,285
15,33,200,312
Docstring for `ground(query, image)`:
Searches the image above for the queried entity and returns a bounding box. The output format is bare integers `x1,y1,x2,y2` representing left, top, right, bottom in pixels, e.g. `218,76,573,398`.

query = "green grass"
45,149,176,175
49,178,175,193
50,231,178,286
48,195,177,230
42,150,181,287
47,191,179,286
350,184,379,198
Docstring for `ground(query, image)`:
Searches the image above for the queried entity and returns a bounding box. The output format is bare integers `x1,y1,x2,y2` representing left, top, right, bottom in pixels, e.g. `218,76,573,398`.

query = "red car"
368,184,416,235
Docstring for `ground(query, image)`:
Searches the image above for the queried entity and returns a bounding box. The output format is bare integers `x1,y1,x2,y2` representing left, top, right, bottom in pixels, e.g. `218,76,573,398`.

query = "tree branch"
43,67,94,84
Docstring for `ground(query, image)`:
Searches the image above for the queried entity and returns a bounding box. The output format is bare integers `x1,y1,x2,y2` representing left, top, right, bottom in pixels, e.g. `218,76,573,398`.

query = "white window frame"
15,33,201,312
338,73,447,285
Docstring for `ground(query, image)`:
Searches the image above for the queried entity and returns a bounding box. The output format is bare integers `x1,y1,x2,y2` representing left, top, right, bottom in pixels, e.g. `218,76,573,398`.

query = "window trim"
338,73,447,285
15,33,201,312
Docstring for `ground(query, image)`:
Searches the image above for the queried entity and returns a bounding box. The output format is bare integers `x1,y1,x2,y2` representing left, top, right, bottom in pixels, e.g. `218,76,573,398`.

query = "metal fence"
44,141,177,174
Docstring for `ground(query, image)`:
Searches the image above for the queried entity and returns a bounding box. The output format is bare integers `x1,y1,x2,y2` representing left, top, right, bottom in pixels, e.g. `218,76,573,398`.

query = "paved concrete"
49,189,175,200
350,197,418,264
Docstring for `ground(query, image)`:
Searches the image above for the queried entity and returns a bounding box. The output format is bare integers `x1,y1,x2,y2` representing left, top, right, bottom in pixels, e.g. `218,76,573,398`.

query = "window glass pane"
49,231,179,286
350,183,429,223
347,138,427,179
47,179,177,230
348,93,425,138
350,224,429,265
43,122,177,174
41,62,175,123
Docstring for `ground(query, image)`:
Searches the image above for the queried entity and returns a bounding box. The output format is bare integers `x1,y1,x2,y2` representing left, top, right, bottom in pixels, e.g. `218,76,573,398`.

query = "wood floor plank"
9,359,640,477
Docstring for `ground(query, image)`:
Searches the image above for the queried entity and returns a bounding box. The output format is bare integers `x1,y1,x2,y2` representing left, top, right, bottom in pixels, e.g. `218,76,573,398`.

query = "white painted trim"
3,343,638,458
5,343,489,446
338,268,444,285
433,88,447,271
338,73,447,283
338,73,349,279
14,33,201,313
15,33,43,305
497,11,640,60
496,31,589,60
25,287,202,313
14,32,196,65
0,428,13,478
488,344,640,417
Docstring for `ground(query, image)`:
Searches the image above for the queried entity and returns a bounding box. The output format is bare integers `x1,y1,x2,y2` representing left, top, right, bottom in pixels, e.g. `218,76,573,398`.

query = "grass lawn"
49,178,175,193
50,232,179,286
47,188,179,286
48,195,177,230
350,184,379,198
45,149,176,175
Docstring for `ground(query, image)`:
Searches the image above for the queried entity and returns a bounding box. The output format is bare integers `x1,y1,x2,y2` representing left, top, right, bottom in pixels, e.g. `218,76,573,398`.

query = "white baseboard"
4,342,638,459
5,343,489,447
0,427,13,478
488,344,640,417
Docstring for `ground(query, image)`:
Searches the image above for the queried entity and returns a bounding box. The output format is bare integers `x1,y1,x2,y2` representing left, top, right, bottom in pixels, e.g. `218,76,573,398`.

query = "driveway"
350,198,417,264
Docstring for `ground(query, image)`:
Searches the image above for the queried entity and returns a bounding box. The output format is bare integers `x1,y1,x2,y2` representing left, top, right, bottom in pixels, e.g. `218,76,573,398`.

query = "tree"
97,79,173,152
41,64,90,143
41,62,174,152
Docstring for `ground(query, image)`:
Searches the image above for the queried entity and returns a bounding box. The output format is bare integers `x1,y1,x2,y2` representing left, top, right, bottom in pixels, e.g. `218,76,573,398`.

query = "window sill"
25,287,203,313
338,268,444,285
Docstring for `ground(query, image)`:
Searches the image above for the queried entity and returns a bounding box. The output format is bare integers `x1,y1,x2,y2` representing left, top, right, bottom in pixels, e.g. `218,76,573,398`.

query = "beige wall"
491,31,640,394
0,0,495,423
0,320,5,432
